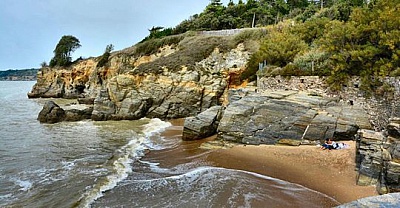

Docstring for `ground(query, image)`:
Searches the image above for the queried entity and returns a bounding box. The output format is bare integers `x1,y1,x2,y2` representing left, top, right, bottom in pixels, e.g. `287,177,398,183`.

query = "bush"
293,48,330,76
135,33,188,56
97,44,114,67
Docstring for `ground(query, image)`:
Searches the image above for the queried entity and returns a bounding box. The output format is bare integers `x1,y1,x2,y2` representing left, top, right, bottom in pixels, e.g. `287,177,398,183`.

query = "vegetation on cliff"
49,35,81,67
134,0,399,91
44,0,399,92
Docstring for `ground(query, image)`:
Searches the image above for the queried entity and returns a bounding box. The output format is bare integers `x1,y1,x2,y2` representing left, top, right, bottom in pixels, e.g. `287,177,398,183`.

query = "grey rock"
182,106,223,141
387,118,400,138
336,193,400,208
37,101,65,123
77,98,95,105
64,107,93,122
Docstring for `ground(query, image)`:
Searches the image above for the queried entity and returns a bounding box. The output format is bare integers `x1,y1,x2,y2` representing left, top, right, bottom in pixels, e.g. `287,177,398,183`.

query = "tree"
97,44,114,67
49,35,81,67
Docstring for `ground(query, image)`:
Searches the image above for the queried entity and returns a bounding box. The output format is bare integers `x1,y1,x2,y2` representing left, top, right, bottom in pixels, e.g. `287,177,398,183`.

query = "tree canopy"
49,35,81,67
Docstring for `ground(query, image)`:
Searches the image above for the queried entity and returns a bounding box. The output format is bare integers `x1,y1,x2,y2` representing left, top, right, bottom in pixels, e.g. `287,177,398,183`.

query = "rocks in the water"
336,193,400,208
64,107,93,122
38,101,93,123
182,106,223,141
38,101,65,123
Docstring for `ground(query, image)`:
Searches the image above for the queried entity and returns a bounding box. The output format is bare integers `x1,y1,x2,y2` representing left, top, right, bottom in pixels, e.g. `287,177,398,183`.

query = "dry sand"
206,139,378,204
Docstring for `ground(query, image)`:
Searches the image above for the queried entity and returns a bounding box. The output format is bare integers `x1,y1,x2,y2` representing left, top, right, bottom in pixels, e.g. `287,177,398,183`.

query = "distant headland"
0,68,38,81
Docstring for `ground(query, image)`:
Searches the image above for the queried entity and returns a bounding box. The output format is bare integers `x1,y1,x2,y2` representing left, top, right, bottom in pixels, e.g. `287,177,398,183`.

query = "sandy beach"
206,140,378,204
144,119,378,206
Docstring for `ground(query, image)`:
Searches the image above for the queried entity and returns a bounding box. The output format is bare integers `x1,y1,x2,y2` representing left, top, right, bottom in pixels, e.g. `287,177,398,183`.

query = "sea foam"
77,118,172,208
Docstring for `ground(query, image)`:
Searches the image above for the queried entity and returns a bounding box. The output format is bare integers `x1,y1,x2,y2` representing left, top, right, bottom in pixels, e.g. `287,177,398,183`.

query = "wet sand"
145,119,378,205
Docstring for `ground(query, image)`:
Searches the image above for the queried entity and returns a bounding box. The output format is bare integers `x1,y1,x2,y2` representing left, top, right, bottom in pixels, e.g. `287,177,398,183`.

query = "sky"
0,0,231,70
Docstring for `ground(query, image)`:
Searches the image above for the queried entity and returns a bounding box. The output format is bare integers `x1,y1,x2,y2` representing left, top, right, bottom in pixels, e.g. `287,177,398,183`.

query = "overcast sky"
0,0,232,70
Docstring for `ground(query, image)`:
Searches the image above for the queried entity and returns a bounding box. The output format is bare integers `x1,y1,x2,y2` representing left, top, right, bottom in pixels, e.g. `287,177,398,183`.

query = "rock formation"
37,101,93,123
28,37,250,121
182,106,223,141
37,101,66,123
356,118,400,194
216,89,371,145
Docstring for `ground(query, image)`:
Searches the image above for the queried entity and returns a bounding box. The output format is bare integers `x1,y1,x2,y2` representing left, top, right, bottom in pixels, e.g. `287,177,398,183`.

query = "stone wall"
198,28,265,36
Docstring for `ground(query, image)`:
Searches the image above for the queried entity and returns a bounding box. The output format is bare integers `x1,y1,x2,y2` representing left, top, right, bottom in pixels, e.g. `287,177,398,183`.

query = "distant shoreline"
0,79,37,81
0,68,38,81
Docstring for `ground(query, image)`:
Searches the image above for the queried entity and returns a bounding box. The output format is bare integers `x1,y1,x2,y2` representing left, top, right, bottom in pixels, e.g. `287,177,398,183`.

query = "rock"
277,139,302,146
28,41,250,121
37,101,65,123
387,117,400,138
336,193,400,208
356,129,385,186
218,94,313,144
77,98,95,105
64,107,93,122
91,89,116,121
217,90,369,145
182,106,223,141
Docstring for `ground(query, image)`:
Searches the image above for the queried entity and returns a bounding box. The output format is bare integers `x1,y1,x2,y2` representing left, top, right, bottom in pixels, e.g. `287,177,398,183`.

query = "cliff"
29,33,253,120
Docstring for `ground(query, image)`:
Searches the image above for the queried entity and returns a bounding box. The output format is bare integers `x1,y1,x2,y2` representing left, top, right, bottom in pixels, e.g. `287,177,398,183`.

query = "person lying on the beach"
321,138,349,150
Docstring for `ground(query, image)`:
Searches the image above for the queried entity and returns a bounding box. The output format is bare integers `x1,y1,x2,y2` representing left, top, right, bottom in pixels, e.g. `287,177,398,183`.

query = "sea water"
0,81,339,208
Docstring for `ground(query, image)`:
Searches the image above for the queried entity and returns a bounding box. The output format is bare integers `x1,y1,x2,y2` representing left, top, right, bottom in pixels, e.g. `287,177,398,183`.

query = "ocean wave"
92,166,340,208
77,118,173,208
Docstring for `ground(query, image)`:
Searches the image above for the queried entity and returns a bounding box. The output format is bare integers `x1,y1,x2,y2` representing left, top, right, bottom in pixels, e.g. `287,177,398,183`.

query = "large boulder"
182,106,224,141
64,107,93,122
37,101,66,123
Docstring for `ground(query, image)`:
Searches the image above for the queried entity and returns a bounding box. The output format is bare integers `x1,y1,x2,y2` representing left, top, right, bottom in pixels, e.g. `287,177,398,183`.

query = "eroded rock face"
217,90,372,145
29,43,250,121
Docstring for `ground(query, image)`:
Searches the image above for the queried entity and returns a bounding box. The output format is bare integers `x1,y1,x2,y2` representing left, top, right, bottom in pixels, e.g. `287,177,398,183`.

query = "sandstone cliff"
29,34,252,120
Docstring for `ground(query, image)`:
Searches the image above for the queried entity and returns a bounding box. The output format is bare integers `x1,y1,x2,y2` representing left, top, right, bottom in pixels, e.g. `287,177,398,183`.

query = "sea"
0,81,339,208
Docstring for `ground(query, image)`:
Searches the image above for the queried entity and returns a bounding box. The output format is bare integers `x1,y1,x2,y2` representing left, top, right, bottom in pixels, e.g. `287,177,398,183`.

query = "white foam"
15,179,32,191
79,118,172,208
139,160,171,174
142,118,172,137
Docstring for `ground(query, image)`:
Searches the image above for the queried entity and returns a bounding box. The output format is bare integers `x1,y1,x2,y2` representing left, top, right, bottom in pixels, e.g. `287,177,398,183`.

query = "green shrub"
293,48,330,76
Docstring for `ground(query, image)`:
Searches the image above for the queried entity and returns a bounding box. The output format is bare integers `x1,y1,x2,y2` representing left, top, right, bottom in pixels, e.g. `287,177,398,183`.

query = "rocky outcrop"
337,193,400,207
37,101,93,123
38,101,66,123
29,39,250,121
356,118,400,194
217,90,371,145
182,106,223,141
